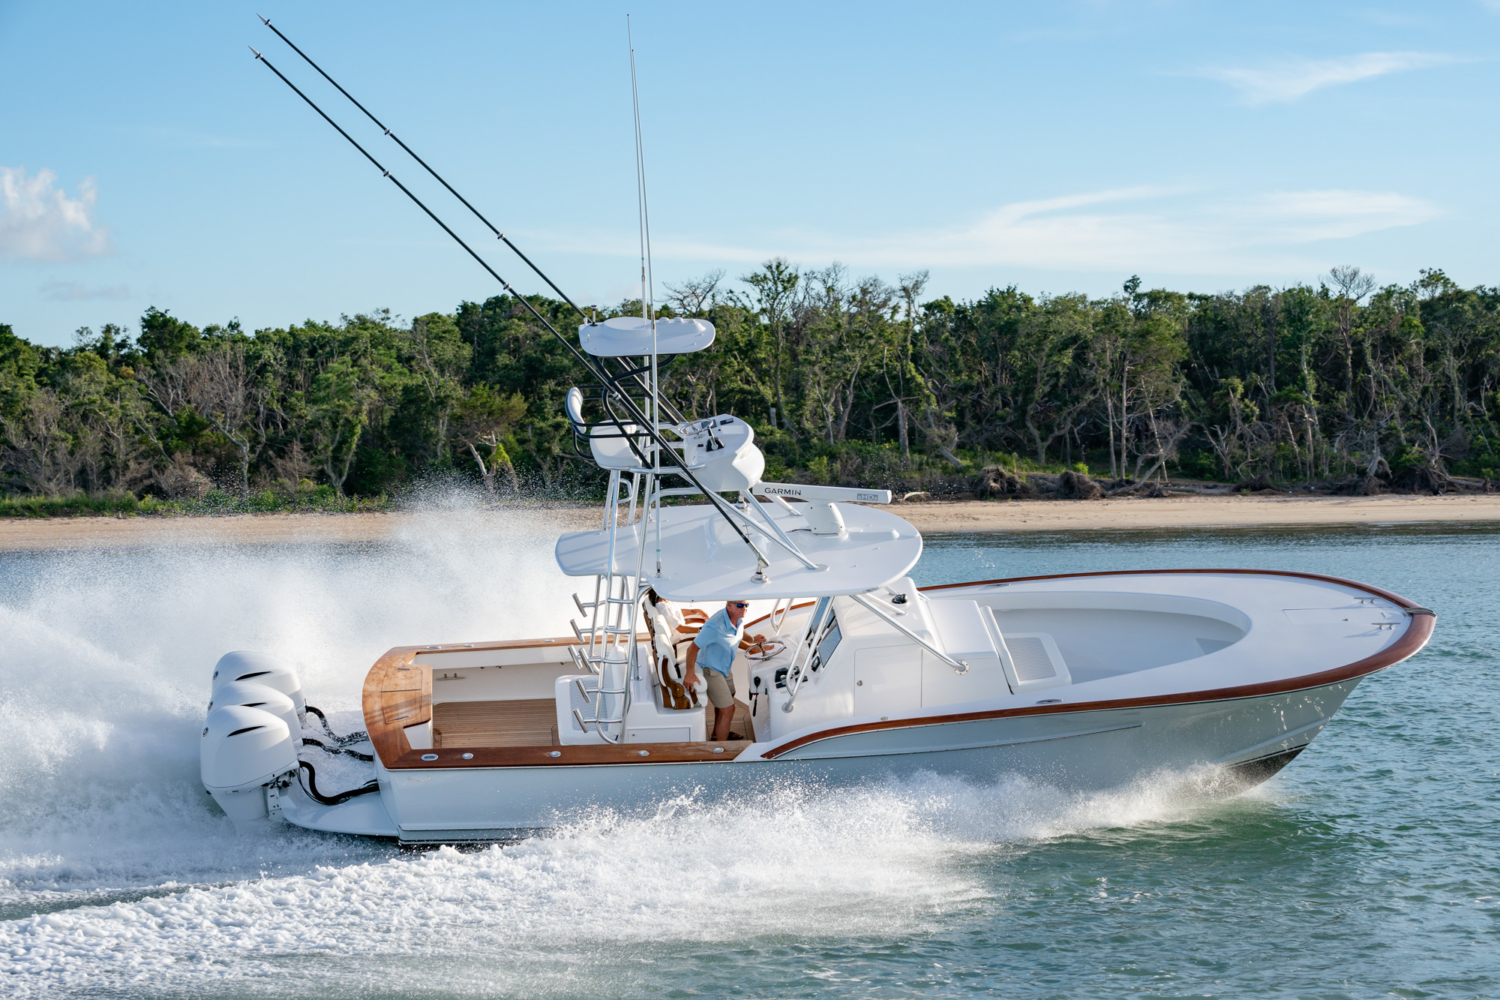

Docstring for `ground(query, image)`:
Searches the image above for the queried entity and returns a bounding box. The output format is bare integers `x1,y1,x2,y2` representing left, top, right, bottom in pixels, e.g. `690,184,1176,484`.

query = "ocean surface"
0,511,1495,998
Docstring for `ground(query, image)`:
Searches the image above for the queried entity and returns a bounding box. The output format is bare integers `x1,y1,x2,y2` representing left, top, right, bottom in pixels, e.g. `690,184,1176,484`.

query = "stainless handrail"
849,593,968,673
780,598,834,712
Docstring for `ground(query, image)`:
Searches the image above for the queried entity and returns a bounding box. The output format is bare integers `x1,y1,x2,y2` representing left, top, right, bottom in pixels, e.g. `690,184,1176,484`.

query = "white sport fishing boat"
206,21,1436,842
199,312,1436,843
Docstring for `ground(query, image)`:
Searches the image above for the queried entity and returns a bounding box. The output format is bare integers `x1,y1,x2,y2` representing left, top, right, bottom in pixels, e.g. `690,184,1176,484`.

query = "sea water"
0,513,1495,998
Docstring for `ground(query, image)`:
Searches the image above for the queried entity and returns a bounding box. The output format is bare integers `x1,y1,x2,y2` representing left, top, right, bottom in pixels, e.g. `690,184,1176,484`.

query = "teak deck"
433,699,557,748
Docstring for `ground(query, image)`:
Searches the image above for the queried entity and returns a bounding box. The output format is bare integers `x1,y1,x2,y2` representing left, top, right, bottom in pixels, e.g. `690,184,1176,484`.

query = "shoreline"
0,494,1497,551
896,493,1500,533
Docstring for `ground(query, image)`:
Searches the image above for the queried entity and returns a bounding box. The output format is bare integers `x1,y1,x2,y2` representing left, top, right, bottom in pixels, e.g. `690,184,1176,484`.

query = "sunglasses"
730,602,748,608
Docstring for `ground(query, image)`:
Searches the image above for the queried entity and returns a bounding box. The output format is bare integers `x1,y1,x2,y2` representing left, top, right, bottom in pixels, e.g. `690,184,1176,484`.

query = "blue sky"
3,1,1498,346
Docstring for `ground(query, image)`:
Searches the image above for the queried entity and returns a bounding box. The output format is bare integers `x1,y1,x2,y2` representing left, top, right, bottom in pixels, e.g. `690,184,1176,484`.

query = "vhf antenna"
627,15,655,329
628,15,663,575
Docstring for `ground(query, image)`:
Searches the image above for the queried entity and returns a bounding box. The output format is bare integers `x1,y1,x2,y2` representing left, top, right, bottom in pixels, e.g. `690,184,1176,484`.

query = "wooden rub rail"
384,741,753,769
757,568,1436,759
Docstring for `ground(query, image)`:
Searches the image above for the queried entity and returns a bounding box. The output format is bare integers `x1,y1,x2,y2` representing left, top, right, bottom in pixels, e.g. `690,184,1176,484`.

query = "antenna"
627,16,655,328
253,15,691,431
628,15,663,575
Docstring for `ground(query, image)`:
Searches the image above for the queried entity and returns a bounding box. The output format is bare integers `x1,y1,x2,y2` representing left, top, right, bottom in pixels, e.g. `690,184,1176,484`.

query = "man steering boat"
682,599,769,741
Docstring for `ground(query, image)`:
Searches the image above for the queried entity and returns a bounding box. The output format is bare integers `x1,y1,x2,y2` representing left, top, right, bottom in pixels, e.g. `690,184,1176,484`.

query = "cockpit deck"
426,697,754,750
362,635,754,770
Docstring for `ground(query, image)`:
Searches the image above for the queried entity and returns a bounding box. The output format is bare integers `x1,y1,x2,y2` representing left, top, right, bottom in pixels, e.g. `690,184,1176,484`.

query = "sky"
2,1,1499,347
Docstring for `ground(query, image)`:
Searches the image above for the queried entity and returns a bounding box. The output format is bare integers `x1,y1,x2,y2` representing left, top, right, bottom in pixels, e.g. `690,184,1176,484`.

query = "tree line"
2,261,1497,502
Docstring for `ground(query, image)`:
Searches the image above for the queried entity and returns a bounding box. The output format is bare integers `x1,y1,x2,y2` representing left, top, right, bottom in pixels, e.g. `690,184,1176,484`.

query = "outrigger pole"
255,15,690,432
256,15,586,321
248,40,773,576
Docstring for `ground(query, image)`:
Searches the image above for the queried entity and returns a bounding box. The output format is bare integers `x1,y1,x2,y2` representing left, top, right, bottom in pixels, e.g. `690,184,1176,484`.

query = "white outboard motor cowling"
207,680,300,736
212,651,305,718
201,704,299,828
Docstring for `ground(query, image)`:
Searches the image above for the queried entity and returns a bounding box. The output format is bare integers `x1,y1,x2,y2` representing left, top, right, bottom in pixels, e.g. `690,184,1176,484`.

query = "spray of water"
0,508,573,894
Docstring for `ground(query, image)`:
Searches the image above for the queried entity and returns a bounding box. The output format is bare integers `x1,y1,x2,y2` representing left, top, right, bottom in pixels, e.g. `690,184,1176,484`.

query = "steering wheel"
745,639,786,661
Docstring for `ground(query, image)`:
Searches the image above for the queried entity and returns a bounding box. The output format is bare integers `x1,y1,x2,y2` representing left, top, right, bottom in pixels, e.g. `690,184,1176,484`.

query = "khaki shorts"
704,669,736,709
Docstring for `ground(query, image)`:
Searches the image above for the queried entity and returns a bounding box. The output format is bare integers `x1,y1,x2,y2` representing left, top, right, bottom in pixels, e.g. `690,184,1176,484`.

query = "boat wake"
0,767,1261,996
0,509,1273,996
0,510,576,904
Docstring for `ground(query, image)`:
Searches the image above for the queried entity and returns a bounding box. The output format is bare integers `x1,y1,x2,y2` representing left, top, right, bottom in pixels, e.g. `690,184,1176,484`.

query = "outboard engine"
204,652,307,829
201,704,299,828
212,651,306,719
208,680,300,736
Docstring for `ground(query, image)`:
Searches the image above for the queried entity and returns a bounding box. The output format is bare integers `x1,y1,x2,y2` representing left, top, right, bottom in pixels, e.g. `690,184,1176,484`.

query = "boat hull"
374,678,1359,844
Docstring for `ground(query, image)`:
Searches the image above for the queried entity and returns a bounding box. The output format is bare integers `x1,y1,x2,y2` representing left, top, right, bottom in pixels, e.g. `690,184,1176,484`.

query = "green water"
903,525,1499,998
0,521,1494,997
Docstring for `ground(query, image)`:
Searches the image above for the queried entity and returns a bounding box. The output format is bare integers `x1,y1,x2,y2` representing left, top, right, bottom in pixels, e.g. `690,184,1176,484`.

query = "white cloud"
0,166,112,261
836,187,1438,274
1359,9,1431,28
529,185,1440,278
1201,51,1457,104
40,279,132,301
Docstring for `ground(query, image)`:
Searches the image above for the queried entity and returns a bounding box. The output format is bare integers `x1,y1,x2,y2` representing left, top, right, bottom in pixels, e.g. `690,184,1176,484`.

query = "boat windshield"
806,598,842,673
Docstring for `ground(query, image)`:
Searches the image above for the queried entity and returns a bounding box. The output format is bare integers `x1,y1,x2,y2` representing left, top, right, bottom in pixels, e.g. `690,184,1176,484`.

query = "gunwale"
362,569,1433,770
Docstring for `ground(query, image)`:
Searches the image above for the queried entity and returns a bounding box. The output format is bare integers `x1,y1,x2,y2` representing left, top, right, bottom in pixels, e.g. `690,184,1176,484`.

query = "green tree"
454,385,527,493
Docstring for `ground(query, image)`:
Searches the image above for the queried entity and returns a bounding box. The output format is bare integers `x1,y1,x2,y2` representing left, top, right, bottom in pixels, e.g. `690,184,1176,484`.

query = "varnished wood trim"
366,636,580,767
760,569,1434,759
385,740,753,769
364,632,671,768
362,647,422,766
410,634,593,653
368,570,1433,769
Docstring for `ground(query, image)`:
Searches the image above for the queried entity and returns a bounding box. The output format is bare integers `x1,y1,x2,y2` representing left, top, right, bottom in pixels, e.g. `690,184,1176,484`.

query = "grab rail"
849,593,969,674
780,598,834,712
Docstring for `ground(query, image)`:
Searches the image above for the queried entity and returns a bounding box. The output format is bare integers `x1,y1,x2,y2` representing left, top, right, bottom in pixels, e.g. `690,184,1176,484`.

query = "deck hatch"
1008,636,1057,682
996,631,1071,694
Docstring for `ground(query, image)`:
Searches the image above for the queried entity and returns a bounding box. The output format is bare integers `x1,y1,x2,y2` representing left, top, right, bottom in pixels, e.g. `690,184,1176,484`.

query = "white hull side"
375,679,1360,843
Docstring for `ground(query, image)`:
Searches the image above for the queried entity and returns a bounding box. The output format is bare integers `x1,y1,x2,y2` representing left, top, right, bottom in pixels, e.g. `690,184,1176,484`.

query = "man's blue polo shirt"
693,608,741,676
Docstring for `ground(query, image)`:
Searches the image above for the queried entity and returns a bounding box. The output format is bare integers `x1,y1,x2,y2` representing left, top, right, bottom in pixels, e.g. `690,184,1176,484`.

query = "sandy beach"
1,493,1497,551
0,506,601,551
894,492,1500,533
